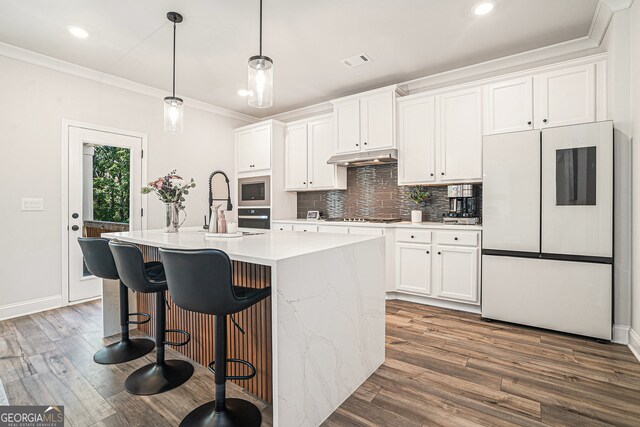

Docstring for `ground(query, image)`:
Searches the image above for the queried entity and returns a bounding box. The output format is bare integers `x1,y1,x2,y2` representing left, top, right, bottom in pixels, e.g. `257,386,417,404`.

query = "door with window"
67,126,143,302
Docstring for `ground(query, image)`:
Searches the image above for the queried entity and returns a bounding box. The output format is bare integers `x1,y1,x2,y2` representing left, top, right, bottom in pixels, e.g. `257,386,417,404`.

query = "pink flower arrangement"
141,170,195,209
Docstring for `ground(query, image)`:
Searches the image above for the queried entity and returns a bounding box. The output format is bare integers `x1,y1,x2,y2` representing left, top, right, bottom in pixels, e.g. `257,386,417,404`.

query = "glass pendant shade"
164,96,184,134
248,55,273,108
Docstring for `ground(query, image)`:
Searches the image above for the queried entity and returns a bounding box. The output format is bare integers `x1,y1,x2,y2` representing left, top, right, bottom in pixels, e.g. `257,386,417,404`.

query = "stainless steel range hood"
327,148,397,167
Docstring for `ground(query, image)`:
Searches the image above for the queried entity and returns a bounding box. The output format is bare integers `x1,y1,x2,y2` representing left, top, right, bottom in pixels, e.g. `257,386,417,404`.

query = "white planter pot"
411,210,423,223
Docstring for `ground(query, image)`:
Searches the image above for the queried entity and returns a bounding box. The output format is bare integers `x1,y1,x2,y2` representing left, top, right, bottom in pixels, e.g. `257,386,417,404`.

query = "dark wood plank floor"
325,300,640,427
2,300,640,426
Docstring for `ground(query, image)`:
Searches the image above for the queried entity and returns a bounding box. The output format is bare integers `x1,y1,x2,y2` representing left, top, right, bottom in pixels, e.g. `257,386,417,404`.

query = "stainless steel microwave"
238,175,271,207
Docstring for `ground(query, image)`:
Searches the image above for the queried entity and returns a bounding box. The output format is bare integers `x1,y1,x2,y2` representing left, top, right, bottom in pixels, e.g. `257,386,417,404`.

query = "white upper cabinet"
360,91,395,150
308,117,338,189
235,123,272,173
438,87,483,183
483,77,534,135
397,96,436,185
285,123,308,191
535,63,596,129
285,114,346,191
332,87,397,155
334,99,361,154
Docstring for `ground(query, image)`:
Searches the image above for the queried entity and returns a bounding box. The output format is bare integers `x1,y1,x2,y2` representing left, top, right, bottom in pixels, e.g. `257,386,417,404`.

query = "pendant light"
247,0,273,108
164,11,184,133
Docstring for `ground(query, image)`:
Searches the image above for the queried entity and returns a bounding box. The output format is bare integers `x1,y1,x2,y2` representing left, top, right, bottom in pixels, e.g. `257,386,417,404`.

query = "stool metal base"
124,360,194,395
93,338,155,365
180,398,262,427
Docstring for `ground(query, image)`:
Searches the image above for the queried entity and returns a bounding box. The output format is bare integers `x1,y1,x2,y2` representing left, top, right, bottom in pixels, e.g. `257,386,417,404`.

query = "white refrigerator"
481,121,613,340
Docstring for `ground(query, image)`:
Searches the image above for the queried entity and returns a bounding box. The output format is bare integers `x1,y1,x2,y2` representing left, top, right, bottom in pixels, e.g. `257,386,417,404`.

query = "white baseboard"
386,291,481,314
629,329,640,362
612,325,630,344
0,295,62,321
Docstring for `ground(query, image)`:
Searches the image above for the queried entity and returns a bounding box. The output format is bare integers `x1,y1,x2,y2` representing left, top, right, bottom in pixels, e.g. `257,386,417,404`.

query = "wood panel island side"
101,227,386,427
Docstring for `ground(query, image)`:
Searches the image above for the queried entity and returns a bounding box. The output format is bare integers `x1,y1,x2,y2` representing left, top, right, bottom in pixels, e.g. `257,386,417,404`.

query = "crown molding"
0,41,258,124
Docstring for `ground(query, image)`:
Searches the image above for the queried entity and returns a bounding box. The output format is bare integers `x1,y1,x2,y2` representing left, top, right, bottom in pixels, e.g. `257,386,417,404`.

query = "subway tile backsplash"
296,163,482,221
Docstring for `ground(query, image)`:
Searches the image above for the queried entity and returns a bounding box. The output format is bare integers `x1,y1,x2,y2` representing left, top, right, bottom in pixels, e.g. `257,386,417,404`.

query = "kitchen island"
101,227,386,427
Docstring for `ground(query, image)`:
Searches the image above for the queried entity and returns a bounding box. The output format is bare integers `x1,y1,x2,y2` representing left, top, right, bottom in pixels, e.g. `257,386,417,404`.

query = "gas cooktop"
324,217,402,224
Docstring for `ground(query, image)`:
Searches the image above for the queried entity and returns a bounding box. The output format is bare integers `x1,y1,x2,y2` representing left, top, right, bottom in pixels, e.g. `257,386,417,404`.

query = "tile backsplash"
296,163,482,221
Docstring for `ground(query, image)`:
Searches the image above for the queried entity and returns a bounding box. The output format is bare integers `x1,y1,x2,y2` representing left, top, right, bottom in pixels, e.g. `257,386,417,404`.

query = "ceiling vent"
341,53,371,68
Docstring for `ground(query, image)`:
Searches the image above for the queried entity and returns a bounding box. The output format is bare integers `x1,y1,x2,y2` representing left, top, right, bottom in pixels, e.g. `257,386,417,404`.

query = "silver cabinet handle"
238,215,269,219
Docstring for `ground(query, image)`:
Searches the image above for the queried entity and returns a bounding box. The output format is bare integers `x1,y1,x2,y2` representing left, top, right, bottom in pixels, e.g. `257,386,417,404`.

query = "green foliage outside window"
92,145,130,223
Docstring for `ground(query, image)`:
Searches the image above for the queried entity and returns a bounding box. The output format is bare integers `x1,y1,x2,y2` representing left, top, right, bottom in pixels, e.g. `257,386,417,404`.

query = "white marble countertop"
272,218,482,231
102,226,383,266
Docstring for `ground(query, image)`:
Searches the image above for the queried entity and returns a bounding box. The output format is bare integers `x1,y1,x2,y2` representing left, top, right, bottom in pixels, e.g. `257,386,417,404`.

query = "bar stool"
109,240,194,395
159,248,271,427
77,238,155,364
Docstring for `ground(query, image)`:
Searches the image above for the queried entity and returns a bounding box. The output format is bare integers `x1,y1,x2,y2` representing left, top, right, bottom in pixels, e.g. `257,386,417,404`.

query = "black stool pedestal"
180,398,261,427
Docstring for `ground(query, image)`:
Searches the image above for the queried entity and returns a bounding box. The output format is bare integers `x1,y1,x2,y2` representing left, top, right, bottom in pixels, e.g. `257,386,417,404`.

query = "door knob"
72,213,79,219
441,172,445,176
437,251,442,255
71,225,79,231
430,173,434,177
527,121,532,125
543,119,548,123
426,251,430,254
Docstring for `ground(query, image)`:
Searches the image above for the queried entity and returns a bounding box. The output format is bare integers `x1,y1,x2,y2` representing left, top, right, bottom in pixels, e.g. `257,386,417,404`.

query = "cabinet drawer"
318,225,349,234
436,231,478,246
395,229,432,244
274,224,293,231
349,227,384,236
293,224,318,233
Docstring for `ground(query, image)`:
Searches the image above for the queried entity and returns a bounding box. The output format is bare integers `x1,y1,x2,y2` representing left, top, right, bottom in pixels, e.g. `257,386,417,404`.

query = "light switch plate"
21,198,44,211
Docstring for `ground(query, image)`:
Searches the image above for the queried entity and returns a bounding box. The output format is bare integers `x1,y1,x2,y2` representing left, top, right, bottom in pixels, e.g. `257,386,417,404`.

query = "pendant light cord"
259,0,263,56
172,21,176,97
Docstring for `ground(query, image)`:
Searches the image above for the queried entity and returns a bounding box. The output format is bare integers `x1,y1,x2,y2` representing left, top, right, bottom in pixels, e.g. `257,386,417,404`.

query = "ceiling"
0,0,600,118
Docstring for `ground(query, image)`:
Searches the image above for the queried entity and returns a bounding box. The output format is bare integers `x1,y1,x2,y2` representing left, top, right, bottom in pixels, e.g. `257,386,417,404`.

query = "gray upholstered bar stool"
109,240,194,395
159,248,271,427
77,237,155,364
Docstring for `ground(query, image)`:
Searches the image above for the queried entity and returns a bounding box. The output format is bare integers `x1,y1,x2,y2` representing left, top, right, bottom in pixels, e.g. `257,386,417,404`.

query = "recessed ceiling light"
68,26,89,38
238,89,252,97
473,1,495,15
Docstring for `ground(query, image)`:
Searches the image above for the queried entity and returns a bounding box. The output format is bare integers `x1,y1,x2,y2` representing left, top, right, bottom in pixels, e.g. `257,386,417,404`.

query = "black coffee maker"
443,184,479,225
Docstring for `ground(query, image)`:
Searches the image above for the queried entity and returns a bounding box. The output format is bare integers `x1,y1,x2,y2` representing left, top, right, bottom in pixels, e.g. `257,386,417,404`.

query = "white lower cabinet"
395,229,481,306
434,245,479,303
396,243,432,295
292,224,318,233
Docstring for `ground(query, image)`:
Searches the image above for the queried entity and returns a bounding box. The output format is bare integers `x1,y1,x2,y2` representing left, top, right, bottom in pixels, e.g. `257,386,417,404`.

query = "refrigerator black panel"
555,146,597,206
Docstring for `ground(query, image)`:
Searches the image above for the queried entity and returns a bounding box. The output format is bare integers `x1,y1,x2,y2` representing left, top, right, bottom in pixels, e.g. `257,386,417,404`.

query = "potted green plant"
405,186,430,223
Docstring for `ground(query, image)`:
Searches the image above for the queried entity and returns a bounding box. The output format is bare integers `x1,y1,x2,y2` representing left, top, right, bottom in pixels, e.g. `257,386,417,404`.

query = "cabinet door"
360,91,394,150
535,64,596,128
396,243,432,295
236,130,254,173
334,99,361,154
437,87,482,182
285,123,308,191
434,245,479,303
251,125,272,171
484,77,533,135
274,223,293,231
308,117,336,189
397,96,436,184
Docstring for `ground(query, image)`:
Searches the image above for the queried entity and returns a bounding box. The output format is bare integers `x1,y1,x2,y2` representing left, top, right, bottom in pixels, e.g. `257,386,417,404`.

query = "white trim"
603,0,635,13
629,329,640,362
0,42,257,124
61,120,148,306
0,295,62,321
613,324,630,344
386,291,481,314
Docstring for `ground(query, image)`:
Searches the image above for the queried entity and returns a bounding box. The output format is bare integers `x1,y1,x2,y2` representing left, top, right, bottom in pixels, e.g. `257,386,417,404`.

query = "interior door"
397,96,436,184
308,117,335,189
360,91,394,150
482,130,540,252
68,126,142,302
285,123,308,190
541,121,613,257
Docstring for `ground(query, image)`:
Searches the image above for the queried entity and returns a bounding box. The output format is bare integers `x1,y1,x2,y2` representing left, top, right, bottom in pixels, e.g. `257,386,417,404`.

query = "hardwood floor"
1,300,640,426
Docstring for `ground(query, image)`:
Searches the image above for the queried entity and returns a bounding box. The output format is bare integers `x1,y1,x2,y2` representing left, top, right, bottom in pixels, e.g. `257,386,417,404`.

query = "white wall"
604,8,633,339
630,0,640,351
0,54,248,318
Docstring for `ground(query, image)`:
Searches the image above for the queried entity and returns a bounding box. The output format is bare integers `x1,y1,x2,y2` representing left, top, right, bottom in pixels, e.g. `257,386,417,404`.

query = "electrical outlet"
21,198,44,211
